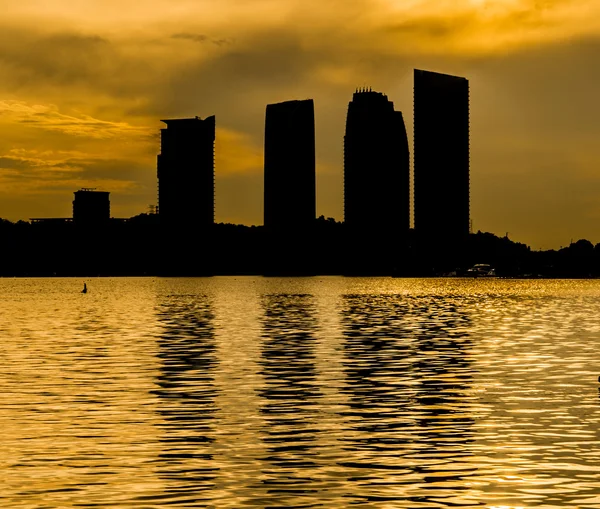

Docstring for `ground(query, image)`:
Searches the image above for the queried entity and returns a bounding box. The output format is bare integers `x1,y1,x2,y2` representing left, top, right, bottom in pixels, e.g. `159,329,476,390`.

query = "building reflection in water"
340,294,482,507
410,297,480,503
255,293,324,506
151,295,219,505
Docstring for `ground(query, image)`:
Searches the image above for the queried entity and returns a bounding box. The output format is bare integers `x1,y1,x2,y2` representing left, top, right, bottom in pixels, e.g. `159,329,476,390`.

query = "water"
2,277,600,508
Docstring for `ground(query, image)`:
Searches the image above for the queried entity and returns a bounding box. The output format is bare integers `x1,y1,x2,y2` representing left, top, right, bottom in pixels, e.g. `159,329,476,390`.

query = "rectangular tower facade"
344,89,410,233
73,189,110,225
157,116,215,229
414,69,469,240
264,99,316,230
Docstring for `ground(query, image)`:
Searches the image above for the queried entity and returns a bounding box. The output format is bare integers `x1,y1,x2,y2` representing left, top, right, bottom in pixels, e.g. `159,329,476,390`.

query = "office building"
157,116,215,228
72,189,110,225
264,99,315,229
414,69,470,239
344,88,410,233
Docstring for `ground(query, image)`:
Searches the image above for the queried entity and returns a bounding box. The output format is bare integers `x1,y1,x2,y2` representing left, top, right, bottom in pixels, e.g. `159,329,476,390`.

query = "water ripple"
2,277,600,508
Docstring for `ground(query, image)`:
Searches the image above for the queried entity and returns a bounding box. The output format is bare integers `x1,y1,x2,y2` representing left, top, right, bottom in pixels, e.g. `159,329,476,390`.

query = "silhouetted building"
344,88,410,233
264,100,315,230
73,189,110,225
414,69,470,240
157,116,215,229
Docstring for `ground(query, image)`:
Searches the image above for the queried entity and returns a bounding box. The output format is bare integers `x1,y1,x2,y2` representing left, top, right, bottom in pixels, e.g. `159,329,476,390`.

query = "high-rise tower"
344,89,410,233
264,99,315,230
72,189,110,225
157,116,215,229
414,69,469,239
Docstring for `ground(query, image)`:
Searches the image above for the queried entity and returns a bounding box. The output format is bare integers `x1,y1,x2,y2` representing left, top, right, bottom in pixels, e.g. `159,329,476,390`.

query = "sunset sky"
1,0,600,249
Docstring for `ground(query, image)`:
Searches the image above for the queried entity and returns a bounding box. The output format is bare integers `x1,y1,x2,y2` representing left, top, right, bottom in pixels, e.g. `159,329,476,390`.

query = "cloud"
0,155,44,170
0,31,114,85
171,33,232,46
0,100,151,139
0,148,148,189
0,27,185,105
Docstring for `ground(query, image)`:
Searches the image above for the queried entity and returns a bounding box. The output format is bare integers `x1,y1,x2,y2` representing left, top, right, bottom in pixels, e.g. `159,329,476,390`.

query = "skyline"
1,0,600,249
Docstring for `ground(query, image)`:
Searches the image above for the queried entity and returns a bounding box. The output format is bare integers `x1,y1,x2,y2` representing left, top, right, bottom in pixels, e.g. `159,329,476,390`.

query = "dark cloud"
172,32,209,42
0,31,112,84
0,27,159,100
385,14,475,39
171,33,231,46
0,156,39,170
383,6,563,48
154,28,368,119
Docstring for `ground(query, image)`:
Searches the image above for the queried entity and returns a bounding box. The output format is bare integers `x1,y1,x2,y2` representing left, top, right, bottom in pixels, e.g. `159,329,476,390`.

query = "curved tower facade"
343,89,410,234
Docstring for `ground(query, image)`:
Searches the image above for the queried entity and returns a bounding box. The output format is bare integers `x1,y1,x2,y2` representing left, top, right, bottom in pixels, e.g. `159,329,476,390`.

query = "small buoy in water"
82,282,87,294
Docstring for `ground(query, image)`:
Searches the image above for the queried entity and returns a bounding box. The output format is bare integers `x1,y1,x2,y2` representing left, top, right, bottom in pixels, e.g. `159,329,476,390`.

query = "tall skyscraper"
344,89,410,233
414,69,470,239
264,99,315,229
157,116,215,229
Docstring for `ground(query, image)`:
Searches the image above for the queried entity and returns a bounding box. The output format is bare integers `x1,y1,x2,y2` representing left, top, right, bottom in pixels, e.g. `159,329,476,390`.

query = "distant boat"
82,282,87,294
466,264,496,277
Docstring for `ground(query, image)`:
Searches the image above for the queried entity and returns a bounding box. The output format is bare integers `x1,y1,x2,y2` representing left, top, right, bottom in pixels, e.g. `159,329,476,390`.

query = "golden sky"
1,0,600,248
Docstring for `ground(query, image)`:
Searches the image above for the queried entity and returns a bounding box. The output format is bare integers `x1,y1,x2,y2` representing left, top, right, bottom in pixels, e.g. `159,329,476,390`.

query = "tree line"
0,215,598,277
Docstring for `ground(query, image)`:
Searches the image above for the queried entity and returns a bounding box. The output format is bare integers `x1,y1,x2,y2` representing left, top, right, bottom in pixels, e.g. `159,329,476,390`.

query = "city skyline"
2,79,591,247
1,0,599,250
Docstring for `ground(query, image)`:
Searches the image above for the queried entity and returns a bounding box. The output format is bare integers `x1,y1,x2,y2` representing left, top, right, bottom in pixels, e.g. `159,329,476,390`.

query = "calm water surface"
2,277,600,508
